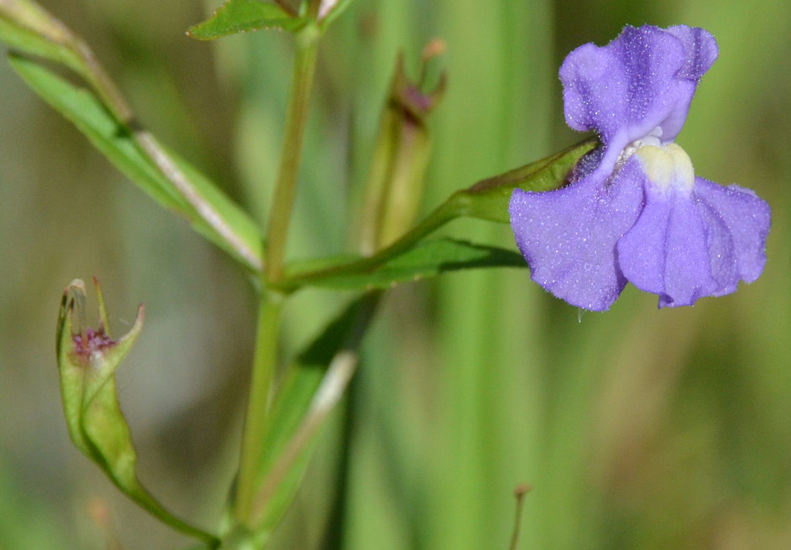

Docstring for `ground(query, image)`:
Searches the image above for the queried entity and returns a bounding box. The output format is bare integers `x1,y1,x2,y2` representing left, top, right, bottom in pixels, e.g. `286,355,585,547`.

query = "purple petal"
509,154,644,311
660,26,718,134
694,177,771,284
665,26,719,81
560,25,716,157
617,176,770,308
617,184,720,307
695,194,739,296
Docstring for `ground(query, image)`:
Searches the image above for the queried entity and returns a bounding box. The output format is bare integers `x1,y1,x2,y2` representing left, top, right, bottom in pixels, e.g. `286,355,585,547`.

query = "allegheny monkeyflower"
509,25,770,310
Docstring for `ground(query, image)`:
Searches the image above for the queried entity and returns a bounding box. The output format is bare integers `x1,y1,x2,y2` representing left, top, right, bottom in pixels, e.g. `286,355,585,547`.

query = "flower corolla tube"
509,25,770,310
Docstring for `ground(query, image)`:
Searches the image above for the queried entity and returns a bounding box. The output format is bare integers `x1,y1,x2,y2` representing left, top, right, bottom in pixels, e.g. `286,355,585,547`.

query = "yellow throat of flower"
635,142,695,194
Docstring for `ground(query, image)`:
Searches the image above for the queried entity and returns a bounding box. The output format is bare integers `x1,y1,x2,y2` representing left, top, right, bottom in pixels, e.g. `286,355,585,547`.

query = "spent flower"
509,25,770,310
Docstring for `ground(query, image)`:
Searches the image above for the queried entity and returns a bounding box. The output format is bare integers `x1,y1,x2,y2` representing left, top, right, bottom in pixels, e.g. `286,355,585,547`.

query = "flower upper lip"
560,25,719,180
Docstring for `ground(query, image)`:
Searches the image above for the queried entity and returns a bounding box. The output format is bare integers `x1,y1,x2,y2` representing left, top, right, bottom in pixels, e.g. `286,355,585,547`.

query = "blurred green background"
1,0,789,548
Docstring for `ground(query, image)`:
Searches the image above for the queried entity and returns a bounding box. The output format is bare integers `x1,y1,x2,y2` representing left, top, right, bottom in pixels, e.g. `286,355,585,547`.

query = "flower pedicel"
509,25,770,310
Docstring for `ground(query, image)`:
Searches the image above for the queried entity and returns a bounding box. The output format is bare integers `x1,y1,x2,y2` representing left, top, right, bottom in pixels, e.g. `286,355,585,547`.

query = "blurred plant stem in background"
0,1,790,550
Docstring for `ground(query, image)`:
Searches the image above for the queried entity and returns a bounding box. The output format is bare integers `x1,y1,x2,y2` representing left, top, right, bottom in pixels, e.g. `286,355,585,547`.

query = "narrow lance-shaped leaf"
56,279,220,547
0,0,91,83
0,0,134,122
283,238,526,291
8,55,263,273
277,140,596,292
1,2,264,272
187,0,309,40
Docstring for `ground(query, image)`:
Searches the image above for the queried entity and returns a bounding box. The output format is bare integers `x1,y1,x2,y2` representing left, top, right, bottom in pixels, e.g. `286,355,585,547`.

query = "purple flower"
509,25,770,310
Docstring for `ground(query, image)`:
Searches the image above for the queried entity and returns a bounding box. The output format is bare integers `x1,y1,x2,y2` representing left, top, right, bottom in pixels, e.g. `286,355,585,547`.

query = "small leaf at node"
188,0,309,40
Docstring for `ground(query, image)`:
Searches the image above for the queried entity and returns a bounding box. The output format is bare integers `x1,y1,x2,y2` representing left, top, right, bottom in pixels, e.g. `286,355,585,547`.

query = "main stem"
235,25,320,527
265,25,320,283
235,292,283,523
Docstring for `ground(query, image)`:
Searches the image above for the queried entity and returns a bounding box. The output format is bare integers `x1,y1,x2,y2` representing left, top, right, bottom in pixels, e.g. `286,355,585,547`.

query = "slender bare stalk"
509,483,532,550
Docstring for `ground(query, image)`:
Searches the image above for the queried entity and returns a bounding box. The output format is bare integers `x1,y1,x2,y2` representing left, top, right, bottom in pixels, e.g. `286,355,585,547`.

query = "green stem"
265,24,320,282
234,22,321,529
234,291,284,525
130,490,221,548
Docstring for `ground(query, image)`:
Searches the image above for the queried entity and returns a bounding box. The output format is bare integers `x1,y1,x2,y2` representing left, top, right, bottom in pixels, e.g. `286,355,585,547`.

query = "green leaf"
8,54,263,273
0,1,86,75
285,238,526,291
451,138,598,223
56,279,220,546
1,3,263,271
244,296,377,536
188,0,308,40
277,140,596,292
0,0,88,78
